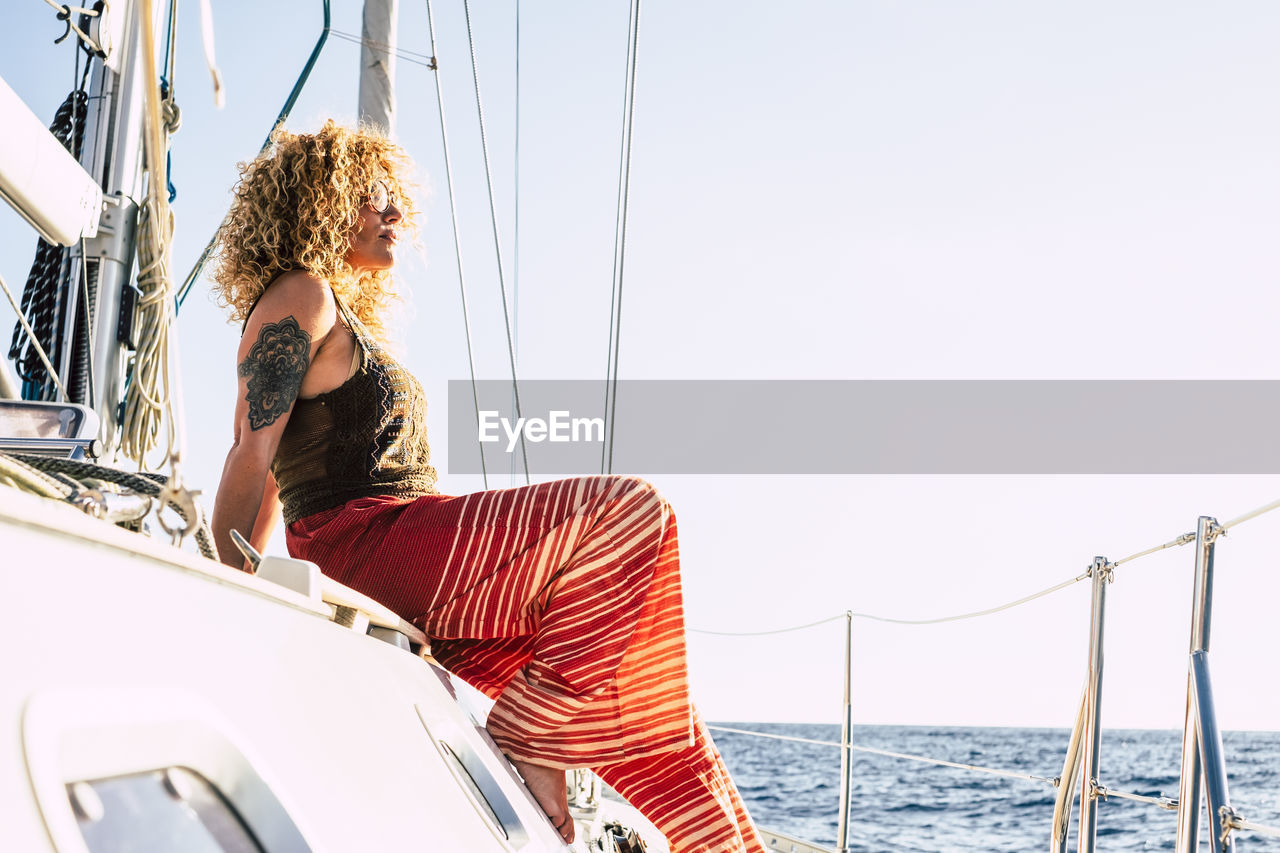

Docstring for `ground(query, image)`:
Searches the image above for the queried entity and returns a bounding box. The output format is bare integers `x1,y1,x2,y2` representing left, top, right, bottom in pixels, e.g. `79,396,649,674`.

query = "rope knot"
162,98,182,134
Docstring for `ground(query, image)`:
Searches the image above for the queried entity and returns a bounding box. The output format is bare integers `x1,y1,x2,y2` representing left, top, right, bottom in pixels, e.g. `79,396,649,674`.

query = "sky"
3,1,1280,734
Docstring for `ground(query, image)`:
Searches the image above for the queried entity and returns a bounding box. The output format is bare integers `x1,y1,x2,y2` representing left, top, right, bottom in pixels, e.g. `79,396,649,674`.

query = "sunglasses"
367,179,400,214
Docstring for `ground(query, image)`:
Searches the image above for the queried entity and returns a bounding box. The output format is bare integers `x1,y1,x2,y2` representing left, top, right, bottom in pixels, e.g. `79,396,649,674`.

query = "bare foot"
511,758,574,844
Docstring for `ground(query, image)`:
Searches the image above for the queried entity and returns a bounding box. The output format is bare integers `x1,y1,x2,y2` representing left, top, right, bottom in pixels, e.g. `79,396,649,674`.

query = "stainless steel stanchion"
1078,557,1111,853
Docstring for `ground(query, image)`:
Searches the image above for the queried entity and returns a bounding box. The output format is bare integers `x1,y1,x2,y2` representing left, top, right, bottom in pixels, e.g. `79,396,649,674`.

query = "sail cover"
359,0,398,133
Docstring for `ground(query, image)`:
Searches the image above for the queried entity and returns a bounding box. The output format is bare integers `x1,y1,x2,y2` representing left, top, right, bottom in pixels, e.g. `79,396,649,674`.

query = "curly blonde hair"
211,120,419,341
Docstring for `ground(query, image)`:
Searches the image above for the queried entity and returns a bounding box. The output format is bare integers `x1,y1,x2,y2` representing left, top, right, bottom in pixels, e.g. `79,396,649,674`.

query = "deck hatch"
67,766,263,853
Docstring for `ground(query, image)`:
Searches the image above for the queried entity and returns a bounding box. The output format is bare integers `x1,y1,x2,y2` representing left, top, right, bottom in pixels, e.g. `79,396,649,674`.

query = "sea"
711,724,1280,852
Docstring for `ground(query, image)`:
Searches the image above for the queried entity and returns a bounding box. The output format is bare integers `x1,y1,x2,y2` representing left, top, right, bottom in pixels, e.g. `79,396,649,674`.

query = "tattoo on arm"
237,316,312,430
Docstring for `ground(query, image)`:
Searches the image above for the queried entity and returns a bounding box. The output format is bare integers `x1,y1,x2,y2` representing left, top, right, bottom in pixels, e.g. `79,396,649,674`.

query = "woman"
210,121,764,853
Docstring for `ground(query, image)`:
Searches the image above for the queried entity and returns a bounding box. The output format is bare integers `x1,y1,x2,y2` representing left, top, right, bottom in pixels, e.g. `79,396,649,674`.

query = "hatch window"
67,767,263,853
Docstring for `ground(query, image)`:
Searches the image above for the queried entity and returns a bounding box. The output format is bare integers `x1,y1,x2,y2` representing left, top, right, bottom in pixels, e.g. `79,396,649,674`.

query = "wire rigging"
176,0,333,307
461,0,529,484
509,0,520,485
328,28,437,68
424,0,487,489
601,0,642,475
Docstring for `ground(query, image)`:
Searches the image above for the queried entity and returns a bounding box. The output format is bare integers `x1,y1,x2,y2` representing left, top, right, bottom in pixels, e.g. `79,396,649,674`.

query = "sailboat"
6,2,1280,852
0,1,704,850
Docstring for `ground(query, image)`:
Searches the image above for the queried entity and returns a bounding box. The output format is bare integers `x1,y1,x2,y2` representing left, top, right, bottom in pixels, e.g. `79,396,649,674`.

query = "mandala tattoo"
238,316,312,430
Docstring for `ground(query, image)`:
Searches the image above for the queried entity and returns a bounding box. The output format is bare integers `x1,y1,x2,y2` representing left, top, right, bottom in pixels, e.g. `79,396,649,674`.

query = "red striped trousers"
287,475,765,853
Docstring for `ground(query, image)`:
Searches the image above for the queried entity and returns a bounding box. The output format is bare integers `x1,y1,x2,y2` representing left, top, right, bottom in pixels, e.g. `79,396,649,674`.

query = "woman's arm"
210,272,333,569
249,471,282,558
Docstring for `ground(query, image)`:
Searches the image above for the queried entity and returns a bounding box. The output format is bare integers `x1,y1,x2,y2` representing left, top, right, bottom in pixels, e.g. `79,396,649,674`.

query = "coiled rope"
121,0,189,491
5,451,216,560
7,88,88,398
0,452,73,500
120,187,176,465
0,270,66,399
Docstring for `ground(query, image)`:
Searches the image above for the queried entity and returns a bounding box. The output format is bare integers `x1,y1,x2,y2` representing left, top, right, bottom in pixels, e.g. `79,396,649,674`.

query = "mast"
358,0,398,133
77,0,150,447
0,1,146,452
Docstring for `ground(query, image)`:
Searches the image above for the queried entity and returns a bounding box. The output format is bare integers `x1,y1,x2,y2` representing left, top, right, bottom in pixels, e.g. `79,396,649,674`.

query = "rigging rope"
696,493,1280,635
1226,816,1280,839
120,191,176,465
1110,493,1280,569
176,0,331,307
7,88,88,399
424,0,487,489
0,270,67,399
510,0,520,486
601,0,642,475
40,0,103,53
1219,496,1280,531
1110,531,1195,568
847,572,1089,626
116,0,201,548
692,572,1087,635
122,0,185,471
462,0,529,484
705,725,1058,787
75,236,96,409
0,451,72,500
6,452,216,560
1091,785,1177,810
328,29,436,68
691,612,848,636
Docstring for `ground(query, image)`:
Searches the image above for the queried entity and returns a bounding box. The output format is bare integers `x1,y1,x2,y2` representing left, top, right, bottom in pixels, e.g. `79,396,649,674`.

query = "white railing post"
836,610,853,853
1077,557,1111,853
1189,650,1236,852
1175,516,1220,853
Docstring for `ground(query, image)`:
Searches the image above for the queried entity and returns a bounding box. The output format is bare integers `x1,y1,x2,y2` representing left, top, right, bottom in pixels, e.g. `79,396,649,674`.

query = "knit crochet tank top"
272,293,438,525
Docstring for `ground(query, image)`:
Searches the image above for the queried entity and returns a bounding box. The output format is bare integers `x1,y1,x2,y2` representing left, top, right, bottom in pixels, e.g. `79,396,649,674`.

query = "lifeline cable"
705,725,1058,787
695,492,1280,634
690,571,1087,634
